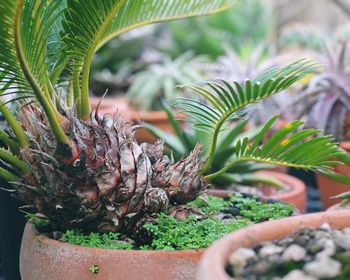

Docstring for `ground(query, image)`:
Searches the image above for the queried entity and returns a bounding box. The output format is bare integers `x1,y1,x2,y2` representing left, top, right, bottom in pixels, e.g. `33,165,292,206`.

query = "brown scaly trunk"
15,104,206,241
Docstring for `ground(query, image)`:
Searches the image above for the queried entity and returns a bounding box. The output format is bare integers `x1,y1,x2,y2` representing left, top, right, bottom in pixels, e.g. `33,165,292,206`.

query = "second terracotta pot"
208,171,307,213
317,141,350,209
197,210,350,280
90,96,174,144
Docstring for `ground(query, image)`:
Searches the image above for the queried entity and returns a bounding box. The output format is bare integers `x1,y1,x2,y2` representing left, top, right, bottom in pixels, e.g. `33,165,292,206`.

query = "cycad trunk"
16,105,205,240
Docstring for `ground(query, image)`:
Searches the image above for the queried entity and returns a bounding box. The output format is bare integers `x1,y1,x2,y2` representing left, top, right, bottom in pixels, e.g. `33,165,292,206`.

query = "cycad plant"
145,103,284,188
0,0,348,244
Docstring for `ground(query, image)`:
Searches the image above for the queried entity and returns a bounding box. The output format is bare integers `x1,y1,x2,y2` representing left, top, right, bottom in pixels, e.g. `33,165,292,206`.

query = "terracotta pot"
130,110,175,144
317,141,350,210
90,96,132,121
20,222,203,280
208,171,307,213
197,210,350,280
90,96,174,144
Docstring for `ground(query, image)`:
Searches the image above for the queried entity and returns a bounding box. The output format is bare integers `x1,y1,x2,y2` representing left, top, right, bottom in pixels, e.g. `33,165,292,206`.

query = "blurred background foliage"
90,0,350,125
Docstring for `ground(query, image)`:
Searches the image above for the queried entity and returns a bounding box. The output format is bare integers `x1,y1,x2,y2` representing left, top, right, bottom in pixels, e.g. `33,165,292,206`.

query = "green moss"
142,214,249,250
25,213,50,231
188,194,233,215
60,195,293,251
229,194,294,223
62,230,133,250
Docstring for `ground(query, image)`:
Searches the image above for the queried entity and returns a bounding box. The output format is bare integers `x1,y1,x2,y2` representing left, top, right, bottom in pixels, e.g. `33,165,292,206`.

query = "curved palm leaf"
0,0,68,143
174,60,318,173
61,0,237,119
205,116,342,181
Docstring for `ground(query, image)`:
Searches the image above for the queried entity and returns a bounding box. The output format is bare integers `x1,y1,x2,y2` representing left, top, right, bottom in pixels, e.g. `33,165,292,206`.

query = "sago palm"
0,0,347,242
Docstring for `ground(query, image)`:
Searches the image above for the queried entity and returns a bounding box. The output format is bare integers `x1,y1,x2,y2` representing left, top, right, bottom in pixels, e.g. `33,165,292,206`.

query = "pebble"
229,248,256,268
259,244,284,257
227,224,350,279
320,223,331,231
309,236,336,256
251,260,270,274
314,238,336,258
281,244,306,261
303,257,341,279
333,230,350,250
294,235,309,247
282,270,317,280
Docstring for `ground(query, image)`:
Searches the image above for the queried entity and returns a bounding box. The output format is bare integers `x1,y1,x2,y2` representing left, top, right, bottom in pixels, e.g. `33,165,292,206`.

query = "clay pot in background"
90,96,174,143
130,110,174,144
208,171,307,213
317,141,350,209
197,210,350,280
90,96,132,120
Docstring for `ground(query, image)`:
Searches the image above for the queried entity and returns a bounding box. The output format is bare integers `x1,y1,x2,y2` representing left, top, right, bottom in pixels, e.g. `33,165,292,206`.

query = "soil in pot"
21,195,295,280
227,223,350,279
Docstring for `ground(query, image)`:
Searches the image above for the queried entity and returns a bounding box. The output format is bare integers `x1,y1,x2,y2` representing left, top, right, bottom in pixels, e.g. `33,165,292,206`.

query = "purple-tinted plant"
294,42,350,141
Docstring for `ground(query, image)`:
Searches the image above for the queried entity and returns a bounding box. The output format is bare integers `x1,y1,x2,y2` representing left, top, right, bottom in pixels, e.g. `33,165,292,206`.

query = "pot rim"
209,171,305,201
197,210,350,280
257,170,305,201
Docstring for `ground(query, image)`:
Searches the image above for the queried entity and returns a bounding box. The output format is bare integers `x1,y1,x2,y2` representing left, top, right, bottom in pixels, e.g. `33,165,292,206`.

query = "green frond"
0,167,20,182
0,0,69,144
0,147,30,175
175,60,317,173
0,78,28,148
177,60,316,134
205,116,342,181
98,0,238,51
0,130,20,155
62,0,237,119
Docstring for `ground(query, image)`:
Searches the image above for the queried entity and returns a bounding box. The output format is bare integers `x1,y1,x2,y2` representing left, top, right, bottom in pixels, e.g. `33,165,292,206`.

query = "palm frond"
0,0,28,91
176,60,316,134
175,60,317,173
205,116,342,181
0,0,64,95
0,0,69,144
62,0,237,119
99,0,237,50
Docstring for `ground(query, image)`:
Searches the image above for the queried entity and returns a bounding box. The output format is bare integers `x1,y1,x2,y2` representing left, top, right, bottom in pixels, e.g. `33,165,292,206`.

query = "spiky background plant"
293,42,350,141
0,0,348,243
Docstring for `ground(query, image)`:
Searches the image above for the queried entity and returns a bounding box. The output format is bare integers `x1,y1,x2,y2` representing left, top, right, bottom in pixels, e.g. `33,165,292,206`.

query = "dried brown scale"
15,105,207,241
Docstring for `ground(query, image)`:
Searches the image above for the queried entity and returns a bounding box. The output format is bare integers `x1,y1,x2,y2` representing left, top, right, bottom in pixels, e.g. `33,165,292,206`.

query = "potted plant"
197,210,350,280
0,1,348,279
290,42,350,209
145,102,307,212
